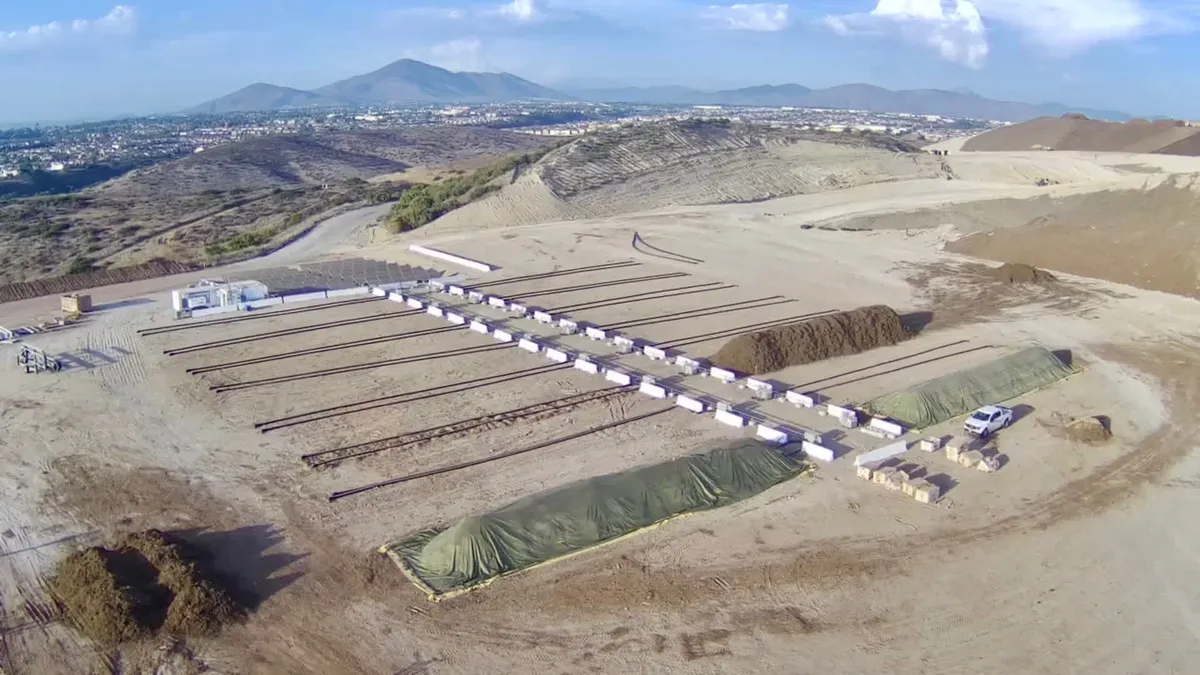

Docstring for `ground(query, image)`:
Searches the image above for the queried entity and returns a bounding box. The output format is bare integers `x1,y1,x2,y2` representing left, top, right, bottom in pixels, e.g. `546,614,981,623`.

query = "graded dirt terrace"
5,135,1200,675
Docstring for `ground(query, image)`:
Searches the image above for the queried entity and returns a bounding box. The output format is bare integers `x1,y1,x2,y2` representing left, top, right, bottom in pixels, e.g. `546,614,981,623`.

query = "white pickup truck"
963,405,1013,437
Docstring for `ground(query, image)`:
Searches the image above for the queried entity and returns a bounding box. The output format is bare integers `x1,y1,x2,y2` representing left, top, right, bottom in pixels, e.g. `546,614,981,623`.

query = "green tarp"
381,444,802,599
863,346,1078,429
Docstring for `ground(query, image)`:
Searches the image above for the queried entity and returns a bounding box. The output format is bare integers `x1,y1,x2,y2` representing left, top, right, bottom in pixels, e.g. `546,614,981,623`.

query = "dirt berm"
710,305,909,375
989,262,1057,285
49,529,243,646
1066,416,1113,444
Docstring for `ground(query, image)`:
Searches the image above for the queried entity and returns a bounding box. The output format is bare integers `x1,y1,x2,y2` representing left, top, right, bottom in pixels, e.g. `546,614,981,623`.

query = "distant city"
0,101,998,183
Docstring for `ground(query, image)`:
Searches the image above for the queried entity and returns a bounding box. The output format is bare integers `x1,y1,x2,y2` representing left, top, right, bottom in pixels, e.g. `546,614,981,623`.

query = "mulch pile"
1066,416,1113,444
989,262,1058,285
49,530,243,646
709,305,909,375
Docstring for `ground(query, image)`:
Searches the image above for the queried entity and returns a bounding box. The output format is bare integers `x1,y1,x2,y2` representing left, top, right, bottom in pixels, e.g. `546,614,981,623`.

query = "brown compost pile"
49,529,243,645
1066,416,1113,444
710,305,909,375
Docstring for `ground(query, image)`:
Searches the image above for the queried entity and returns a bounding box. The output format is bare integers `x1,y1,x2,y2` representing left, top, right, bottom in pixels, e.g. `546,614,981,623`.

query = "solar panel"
226,258,442,295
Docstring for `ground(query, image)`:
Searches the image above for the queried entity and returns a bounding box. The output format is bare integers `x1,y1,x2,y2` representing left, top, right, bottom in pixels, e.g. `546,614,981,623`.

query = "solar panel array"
227,258,443,295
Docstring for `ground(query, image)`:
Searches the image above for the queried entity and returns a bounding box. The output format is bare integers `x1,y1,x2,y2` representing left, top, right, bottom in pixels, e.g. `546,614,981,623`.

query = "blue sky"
2,0,1199,123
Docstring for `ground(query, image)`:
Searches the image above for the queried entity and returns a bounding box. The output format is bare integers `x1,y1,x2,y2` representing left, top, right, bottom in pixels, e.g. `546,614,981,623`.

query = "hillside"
98,127,553,196
186,83,342,114
962,116,1200,154
428,120,948,230
188,59,570,112
315,59,568,104
0,127,554,286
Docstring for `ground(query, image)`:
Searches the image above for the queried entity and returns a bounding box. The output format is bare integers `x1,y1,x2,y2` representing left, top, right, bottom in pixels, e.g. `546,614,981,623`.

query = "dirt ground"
3,143,1200,674
961,115,1200,154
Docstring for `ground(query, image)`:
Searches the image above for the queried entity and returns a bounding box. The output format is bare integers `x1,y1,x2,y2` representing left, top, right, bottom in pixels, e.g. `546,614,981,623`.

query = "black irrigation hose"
212,342,510,393
602,296,792,331
815,344,994,392
791,340,971,390
185,323,461,374
249,302,830,432
302,385,632,468
474,260,640,289
632,232,703,265
186,282,728,375
138,296,382,336
657,310,841,349
509,271,690,300
257,363,569,432
164,308,421,356
547,282,731,314
328,406,675,501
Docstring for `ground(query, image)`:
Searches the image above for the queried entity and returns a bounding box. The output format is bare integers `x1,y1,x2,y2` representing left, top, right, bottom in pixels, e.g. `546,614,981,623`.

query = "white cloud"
0,5,137,52
499,0,540,21
873,0,989,68
426,38,488,71
394,0,545,25
704,3,790,31
824,0,1192,67
970,0,1155,53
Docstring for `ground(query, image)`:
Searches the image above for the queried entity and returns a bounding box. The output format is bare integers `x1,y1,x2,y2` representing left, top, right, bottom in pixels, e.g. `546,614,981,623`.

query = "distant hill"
185,83,342,114
187,59,571,113
961,116,1200,154
314,59,569,105
571,83,1129,122
186,58,1130,122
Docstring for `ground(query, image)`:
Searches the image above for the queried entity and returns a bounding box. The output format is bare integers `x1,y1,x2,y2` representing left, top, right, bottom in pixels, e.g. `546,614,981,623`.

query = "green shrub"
381,144,561,234
65,256,95,275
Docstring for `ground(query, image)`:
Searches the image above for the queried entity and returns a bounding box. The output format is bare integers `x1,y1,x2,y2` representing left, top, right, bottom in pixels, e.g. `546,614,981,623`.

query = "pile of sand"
49,530,243,645
710,305,909,375
1066,416,1113,444
989,263,1058,285
962,116,1200,155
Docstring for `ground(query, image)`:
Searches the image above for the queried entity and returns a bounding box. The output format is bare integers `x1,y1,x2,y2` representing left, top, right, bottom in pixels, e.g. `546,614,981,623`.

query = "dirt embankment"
429,121,947,231
945,178,1200,299
962,116,1200,154
710,305,910,375
49,530,244,646
988,262,1057,285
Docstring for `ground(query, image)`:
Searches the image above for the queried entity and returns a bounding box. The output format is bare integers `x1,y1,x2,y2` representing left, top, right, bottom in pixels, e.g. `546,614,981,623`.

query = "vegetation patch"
383,144,562,233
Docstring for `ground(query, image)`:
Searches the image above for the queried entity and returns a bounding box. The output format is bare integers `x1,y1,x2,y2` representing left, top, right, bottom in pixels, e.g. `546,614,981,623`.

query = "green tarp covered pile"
863,346,1078,429
381,444,802,599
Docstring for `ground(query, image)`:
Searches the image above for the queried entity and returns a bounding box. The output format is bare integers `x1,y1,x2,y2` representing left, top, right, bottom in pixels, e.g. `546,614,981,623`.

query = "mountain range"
187,58,1130,123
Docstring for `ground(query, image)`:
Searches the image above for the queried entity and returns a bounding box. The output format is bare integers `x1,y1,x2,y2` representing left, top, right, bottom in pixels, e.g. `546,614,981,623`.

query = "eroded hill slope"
430,121,949,230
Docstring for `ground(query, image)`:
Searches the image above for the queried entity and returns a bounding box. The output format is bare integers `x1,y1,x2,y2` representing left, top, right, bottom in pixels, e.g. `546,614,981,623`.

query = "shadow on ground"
173,524,307,609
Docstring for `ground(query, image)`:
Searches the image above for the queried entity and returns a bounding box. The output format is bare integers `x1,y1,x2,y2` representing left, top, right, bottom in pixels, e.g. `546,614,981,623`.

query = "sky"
2,0,1200,124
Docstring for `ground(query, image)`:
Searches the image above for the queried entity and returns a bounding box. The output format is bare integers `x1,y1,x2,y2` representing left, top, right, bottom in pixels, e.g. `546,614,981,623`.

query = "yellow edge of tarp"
377,462,814,602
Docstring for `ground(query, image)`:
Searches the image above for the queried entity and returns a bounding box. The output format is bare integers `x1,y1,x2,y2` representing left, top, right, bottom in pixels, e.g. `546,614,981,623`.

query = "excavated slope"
962,116,1200,154
430,121,948,230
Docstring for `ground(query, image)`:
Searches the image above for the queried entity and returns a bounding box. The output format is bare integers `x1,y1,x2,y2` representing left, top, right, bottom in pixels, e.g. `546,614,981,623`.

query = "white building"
171,279,269,315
